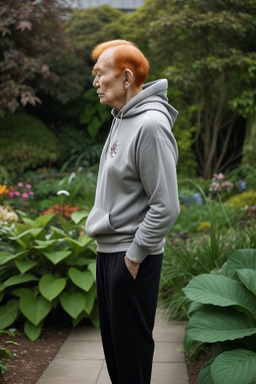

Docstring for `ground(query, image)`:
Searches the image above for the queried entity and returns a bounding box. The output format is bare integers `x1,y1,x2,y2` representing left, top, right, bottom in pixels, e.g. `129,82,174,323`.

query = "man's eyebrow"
92,64,101,76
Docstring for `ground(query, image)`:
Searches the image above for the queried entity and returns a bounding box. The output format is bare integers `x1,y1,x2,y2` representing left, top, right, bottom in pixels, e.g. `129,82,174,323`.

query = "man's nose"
93,77,99,88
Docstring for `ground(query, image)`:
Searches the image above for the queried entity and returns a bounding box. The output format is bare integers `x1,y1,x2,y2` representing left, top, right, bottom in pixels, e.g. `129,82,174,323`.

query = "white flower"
68,172,76,184
57,190,70,196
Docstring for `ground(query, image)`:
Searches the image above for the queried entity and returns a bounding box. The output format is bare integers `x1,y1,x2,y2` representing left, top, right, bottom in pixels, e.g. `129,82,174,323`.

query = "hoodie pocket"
85,206,116,238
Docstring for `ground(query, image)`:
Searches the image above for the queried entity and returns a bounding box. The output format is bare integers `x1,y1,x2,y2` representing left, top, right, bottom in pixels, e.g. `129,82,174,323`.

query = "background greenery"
0,0,256,382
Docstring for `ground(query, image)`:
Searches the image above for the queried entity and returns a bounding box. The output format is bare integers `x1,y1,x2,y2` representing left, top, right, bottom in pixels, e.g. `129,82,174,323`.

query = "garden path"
36,311,189,384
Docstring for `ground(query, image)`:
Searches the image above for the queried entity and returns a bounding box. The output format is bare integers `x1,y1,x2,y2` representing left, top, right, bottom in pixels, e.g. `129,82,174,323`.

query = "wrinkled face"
92,49,126,110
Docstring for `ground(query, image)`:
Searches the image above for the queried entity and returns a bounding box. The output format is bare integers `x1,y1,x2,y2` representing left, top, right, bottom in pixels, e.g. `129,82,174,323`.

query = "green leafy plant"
183,249,256,384
0,328,19,375
226,190,256,209
160,179,249,320
0,211,98,341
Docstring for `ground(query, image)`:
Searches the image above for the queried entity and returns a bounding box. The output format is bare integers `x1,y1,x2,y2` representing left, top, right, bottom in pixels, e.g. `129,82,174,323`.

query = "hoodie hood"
112,78,178,128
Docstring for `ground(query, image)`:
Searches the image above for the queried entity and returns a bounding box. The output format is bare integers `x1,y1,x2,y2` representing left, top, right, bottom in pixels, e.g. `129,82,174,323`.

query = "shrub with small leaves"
226,190,256,209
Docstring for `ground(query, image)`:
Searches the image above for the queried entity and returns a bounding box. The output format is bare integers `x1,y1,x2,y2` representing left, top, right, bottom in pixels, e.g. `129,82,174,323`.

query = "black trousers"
96,251,163,384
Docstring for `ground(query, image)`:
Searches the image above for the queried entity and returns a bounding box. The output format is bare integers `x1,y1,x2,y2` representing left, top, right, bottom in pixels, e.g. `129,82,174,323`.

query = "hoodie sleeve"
126,119,180,264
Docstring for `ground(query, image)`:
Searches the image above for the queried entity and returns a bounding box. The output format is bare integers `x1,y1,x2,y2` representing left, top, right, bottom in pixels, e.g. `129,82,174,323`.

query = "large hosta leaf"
0,250,28,265
39,274,66,301
24,320,44,341
20,292,52,326
34,213,55,228
84,286,96,315
0,300,19,329
198,365,214,384
183,274,256,315
71,211,88,224
226,249,256,278
186,306,256,344
211,349,256,384
0,251,18,265
1,274,38,291
68,268,94,292
60,292,85,319
15,260,38,274
42,250,71,265
237,269,256,297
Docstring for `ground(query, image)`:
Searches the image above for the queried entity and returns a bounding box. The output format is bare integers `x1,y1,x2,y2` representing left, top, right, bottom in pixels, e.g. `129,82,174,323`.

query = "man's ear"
123,69,134,88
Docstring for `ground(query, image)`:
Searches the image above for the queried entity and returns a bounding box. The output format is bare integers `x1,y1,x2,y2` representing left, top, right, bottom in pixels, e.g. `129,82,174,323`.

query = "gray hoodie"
85,78,180,263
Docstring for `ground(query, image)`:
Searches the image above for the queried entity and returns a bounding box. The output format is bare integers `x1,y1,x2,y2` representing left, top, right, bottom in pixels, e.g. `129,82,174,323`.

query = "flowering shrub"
209,173,234,198
8,182,34,202
0,185,9,198
41,204,81,219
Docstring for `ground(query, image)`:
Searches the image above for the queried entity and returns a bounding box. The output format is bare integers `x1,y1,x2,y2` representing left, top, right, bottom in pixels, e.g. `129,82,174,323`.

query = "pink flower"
29,191,34,196
17,182,23,187
26,184,32,189
14,191,20,196
22,193,29,198
9,191,14,198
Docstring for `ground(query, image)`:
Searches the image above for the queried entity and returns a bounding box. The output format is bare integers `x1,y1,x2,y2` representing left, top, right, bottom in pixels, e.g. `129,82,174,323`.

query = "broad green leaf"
10,228,43,240
20,292,52,326
12,288,32,298
24,320,44,341
226,249,256,278
3,274,38,289
88,262,96,281
65,236,92,256
65,257,96,267
34,213,55,228
43,250,72,265
33,239,56,249
15,260,37,274
22,217,36,227
39,274,66,301
60,292,85,319
0,300,19,329
0,251,17,265
237,269,256,297
186,306,256,344
84,286,96,315
183,274,256,315
77,234,92,247
211,349,256,384
0,250,29,265
68,268,94,292
198,364,214,384
71,211,88,224
50,226,65,237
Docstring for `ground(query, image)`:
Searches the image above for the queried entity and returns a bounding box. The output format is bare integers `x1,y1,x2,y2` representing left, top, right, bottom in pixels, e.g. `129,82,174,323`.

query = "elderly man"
86,39,180,384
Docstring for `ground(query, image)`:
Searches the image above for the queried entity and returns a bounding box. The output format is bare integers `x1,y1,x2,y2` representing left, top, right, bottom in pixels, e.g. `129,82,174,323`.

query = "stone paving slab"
36,313,189,384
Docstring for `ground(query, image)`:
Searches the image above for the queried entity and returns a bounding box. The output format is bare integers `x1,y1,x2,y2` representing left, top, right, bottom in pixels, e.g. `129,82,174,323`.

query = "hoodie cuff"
126,242,148,264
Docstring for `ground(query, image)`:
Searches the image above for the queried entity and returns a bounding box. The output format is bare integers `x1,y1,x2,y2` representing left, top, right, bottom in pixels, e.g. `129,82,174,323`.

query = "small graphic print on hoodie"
110,140,118,157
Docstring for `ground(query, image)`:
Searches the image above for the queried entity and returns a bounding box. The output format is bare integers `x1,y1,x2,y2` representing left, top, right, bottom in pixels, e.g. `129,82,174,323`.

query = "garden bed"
0,325,70,384
1,324,205,384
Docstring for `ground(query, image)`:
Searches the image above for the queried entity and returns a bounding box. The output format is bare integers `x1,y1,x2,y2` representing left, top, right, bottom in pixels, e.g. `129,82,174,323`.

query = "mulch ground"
0,325,71,384
1,325,206,384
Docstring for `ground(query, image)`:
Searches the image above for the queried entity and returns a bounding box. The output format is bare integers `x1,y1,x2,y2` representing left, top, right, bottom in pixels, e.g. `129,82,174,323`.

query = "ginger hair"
91,40,149,87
